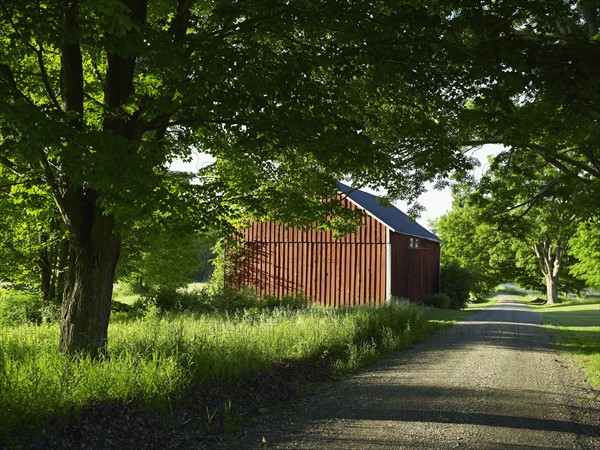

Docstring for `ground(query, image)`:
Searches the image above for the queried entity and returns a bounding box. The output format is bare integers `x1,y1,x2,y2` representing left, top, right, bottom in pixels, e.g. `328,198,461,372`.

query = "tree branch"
493,180,559,221
148,117,252,130
528,143,600,179
137,0,192,141
207,8,289,39
0,2,61,109
103,0,147,137
0,178,38,190
38,148,67,218
36,41,61,109
0,155,25,177
0,64,40,109
168,0,193,41
60,0,84,116
464,139,599,181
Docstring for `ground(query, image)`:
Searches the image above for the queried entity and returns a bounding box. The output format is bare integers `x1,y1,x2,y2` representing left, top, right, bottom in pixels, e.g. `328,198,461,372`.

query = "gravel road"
223,296,600,449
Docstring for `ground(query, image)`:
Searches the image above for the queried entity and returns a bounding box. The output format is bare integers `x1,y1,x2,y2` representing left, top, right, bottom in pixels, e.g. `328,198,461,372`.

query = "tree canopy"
1,0,598,355
569,220,600,290
436,149,595,304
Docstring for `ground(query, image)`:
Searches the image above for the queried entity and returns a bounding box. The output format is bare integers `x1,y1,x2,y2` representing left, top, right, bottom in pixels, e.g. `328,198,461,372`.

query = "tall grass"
0,300,433,438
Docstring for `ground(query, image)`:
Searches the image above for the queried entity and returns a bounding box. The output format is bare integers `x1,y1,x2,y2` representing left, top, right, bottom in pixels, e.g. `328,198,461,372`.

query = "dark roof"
338,182,441,243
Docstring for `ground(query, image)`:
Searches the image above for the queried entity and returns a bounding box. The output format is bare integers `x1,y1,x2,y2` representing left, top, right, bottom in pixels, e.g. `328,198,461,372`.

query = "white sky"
170,144,504,230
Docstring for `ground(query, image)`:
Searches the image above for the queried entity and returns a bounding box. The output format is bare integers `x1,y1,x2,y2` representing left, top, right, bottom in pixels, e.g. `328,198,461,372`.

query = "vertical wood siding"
228,198,388,306
390,232,440,303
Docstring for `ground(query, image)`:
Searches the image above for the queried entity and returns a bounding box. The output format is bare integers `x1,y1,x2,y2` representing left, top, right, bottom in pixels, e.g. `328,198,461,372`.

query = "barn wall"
228,198,387,306
390,232,440,303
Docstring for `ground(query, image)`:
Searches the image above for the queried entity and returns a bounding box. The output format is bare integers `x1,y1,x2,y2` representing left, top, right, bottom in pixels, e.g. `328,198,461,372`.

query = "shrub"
198,287,259,312
39,302,60,323
133,289,200,313
0,292,47,326
111,300,132,313
440,261,475,309
424,293,451,309
132,287,263,314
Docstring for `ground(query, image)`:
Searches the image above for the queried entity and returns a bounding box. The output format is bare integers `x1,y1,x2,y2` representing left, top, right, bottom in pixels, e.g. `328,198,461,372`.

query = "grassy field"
112,282,209,306
527,297,600,388
0,289,528,442
423,294,498,325
0,299,437,439
111,283,143,305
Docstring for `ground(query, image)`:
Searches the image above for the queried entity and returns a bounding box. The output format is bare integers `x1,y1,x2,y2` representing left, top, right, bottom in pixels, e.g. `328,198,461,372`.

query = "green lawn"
423,294,499,325
528,297,600,388
112,282,210,306
112,283,142,305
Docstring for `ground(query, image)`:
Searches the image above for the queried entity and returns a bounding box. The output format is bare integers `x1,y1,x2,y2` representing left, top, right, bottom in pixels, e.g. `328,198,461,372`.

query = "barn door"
404,247,437,303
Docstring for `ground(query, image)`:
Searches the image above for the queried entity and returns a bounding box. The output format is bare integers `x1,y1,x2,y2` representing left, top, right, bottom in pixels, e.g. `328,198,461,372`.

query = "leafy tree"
432,195,506,297
439,148,591,304
117,221,210,293
0,1,476,357
457,0,600,204
0,0,597,356
0,165,68,303
569,220,600,290
191,237,216,283
472,153,582,304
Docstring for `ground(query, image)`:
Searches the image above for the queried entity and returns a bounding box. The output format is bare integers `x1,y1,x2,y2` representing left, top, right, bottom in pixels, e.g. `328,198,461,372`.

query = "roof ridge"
337,182,441,243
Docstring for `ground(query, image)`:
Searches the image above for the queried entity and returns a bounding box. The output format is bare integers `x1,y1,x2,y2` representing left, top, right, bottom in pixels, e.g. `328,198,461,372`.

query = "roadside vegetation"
527,295,600,388
473,285,600,388
424,294,498,325
0,271,499,443
0,289,438,441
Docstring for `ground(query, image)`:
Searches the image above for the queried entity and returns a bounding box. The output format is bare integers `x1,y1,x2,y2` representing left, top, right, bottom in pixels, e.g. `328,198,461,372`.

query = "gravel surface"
221,296,600,449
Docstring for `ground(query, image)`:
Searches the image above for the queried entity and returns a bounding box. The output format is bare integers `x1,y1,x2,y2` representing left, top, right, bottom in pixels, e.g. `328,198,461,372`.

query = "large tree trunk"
59,189,120,358
49,0,147,357
544,272,558,306
532,237,563,305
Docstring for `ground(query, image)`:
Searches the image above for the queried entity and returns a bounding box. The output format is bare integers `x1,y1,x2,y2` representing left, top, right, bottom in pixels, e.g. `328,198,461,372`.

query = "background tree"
471,152,582,304
432,190,507,298
569,220,600,291
0,165,68,303
117,220,211,294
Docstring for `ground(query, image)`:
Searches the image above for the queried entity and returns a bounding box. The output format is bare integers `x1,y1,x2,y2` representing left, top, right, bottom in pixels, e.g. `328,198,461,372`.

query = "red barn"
228,183,441,306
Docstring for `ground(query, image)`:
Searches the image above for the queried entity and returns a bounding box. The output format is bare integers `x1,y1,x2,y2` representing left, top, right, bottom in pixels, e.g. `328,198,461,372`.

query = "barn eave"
338,182,442,244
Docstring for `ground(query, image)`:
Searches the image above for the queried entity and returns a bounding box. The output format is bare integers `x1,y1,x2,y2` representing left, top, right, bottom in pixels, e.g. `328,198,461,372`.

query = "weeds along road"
225,296,600,449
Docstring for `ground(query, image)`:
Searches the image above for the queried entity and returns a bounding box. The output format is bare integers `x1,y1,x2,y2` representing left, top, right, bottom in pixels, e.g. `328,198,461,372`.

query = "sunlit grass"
112,283,142,305
423,294,499,325
0,299,435,438
112,282,209,306
183,282,209,292
528,297,600,388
